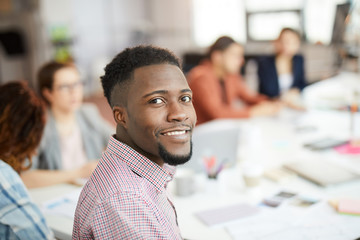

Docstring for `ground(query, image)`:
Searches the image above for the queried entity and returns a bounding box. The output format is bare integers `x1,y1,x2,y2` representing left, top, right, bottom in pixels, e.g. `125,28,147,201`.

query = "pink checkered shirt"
72,136,182,240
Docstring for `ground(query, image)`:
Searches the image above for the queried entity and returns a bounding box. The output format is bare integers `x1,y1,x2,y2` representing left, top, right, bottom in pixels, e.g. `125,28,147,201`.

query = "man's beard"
158,141,193,166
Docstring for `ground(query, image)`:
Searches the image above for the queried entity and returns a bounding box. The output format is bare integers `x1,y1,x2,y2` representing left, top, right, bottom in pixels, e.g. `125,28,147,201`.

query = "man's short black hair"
101,45,182,106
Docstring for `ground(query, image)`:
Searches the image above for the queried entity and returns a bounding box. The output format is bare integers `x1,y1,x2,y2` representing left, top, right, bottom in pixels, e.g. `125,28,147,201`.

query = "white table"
30,184,81,240
29,110,360,240
170,109,360,240
29,73,360,240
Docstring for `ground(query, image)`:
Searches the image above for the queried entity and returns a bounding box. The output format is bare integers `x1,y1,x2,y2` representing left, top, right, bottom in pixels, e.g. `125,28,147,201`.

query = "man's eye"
181,96,191,103
149,98,164,104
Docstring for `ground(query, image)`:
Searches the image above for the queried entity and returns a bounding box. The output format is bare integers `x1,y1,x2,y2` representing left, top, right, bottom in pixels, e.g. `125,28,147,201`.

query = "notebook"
284,160,359,187
338,199,360,215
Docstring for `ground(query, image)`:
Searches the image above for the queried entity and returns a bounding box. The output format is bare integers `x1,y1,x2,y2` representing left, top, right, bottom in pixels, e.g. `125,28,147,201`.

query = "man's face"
121,64,197,166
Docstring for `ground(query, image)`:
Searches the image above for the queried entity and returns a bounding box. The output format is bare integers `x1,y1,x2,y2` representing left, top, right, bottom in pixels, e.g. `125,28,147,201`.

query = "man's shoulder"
85,155,143,202
75,162,147,226
74,179,157,239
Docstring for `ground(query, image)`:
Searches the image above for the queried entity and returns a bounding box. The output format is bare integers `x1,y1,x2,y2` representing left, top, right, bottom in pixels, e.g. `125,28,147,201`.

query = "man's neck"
115,130,165,168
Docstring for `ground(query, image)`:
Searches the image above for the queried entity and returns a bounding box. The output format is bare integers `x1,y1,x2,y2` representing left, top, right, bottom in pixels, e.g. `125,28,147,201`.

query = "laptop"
284,160,359,187
179,119,241,173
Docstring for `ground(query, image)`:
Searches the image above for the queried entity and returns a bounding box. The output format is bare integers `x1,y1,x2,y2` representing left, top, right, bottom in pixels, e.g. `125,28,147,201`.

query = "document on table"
41,188,82,219
225,201,360,240
195,203,260,226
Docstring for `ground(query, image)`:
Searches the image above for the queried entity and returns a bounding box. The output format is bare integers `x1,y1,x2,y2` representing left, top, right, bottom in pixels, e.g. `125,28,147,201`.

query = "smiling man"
72,46,196,240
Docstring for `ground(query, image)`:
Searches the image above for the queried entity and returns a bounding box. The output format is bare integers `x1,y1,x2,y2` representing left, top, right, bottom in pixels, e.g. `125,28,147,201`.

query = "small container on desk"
350,102,360,147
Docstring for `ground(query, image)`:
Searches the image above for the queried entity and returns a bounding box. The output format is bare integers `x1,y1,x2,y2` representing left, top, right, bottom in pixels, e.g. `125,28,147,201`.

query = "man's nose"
167,102,187,122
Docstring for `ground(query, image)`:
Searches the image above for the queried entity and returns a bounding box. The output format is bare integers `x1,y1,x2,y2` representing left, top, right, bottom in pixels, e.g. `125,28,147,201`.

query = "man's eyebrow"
142,90,168,99
142,89,192,98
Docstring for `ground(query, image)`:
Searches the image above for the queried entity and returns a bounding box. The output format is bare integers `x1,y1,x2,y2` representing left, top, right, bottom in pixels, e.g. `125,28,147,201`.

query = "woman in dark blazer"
257,28,306,109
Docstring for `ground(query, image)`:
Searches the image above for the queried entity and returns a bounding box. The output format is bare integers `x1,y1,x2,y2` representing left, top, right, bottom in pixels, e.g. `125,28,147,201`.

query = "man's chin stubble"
158,141,193,166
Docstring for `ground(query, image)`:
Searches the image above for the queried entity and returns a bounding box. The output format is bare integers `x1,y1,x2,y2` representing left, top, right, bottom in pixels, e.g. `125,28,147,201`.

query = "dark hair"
37,61,76,104
101,45,182,106
207,36,240,59
278,27,301,40
0,81,46,173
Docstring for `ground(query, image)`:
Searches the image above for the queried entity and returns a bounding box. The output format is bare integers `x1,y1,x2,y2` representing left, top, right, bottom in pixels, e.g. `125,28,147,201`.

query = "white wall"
148,0,194,56
39,0,151,95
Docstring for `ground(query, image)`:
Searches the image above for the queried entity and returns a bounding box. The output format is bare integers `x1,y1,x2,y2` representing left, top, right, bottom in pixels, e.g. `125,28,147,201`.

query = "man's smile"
158,125,192,141
162,130,186,136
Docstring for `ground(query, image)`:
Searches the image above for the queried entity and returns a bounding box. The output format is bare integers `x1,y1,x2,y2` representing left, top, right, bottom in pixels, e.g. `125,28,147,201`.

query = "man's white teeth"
164,130,186,136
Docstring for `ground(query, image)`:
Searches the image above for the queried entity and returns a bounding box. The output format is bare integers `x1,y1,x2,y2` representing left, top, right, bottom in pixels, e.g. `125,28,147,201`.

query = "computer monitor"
179,119,241,173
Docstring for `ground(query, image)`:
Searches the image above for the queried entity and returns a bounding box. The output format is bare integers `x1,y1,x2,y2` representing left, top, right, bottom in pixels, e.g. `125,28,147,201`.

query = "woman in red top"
187,36,281,125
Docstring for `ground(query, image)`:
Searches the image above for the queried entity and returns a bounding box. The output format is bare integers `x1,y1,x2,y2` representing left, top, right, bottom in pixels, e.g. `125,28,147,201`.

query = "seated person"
257,28,306,109
21,61,114,188
0,81,54,239
187,36,281,125
73,45,196,239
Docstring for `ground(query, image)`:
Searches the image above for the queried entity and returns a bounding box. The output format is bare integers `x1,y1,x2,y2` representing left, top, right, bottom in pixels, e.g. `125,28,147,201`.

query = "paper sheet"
195,203,260,226
225,202,360,240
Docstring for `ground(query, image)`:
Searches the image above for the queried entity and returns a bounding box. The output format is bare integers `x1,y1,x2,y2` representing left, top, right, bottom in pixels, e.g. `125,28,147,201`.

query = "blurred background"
0,0,359,97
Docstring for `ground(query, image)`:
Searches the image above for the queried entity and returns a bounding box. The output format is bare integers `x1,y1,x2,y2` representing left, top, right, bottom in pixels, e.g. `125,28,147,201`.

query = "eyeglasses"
53,81,85,92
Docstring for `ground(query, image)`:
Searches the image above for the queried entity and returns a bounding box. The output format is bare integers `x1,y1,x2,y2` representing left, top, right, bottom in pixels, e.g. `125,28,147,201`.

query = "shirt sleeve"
0,163,54,240
90,193,173,240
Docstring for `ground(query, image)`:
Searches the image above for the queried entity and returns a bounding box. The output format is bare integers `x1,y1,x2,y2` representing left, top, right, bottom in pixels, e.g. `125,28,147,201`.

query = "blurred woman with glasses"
21,61,114,188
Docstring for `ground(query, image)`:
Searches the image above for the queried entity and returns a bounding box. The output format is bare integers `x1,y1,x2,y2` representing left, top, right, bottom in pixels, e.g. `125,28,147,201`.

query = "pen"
203,156,217,178
215,161,225,176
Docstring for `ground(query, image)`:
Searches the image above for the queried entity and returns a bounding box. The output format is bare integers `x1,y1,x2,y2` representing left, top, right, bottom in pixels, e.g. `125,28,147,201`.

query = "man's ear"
113,106,128,128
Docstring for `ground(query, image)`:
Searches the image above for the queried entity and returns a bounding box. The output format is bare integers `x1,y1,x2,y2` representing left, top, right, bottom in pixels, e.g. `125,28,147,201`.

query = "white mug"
174,168,195,197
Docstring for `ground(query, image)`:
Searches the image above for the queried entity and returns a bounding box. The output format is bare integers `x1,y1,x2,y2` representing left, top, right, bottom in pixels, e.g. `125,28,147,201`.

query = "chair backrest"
182,52,206,75
179,119,241,172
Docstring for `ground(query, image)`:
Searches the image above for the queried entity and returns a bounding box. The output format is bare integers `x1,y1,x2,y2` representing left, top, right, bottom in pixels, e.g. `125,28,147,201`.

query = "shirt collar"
106,136,176,192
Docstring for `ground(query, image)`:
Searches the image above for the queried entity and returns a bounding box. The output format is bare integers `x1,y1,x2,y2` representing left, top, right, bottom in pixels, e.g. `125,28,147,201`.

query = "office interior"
1,0,359,92
1,0,360,239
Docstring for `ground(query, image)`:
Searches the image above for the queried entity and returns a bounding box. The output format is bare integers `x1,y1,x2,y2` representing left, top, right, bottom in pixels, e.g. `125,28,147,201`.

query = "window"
247,10,302,41
192,0,349,46
192,0,246,47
